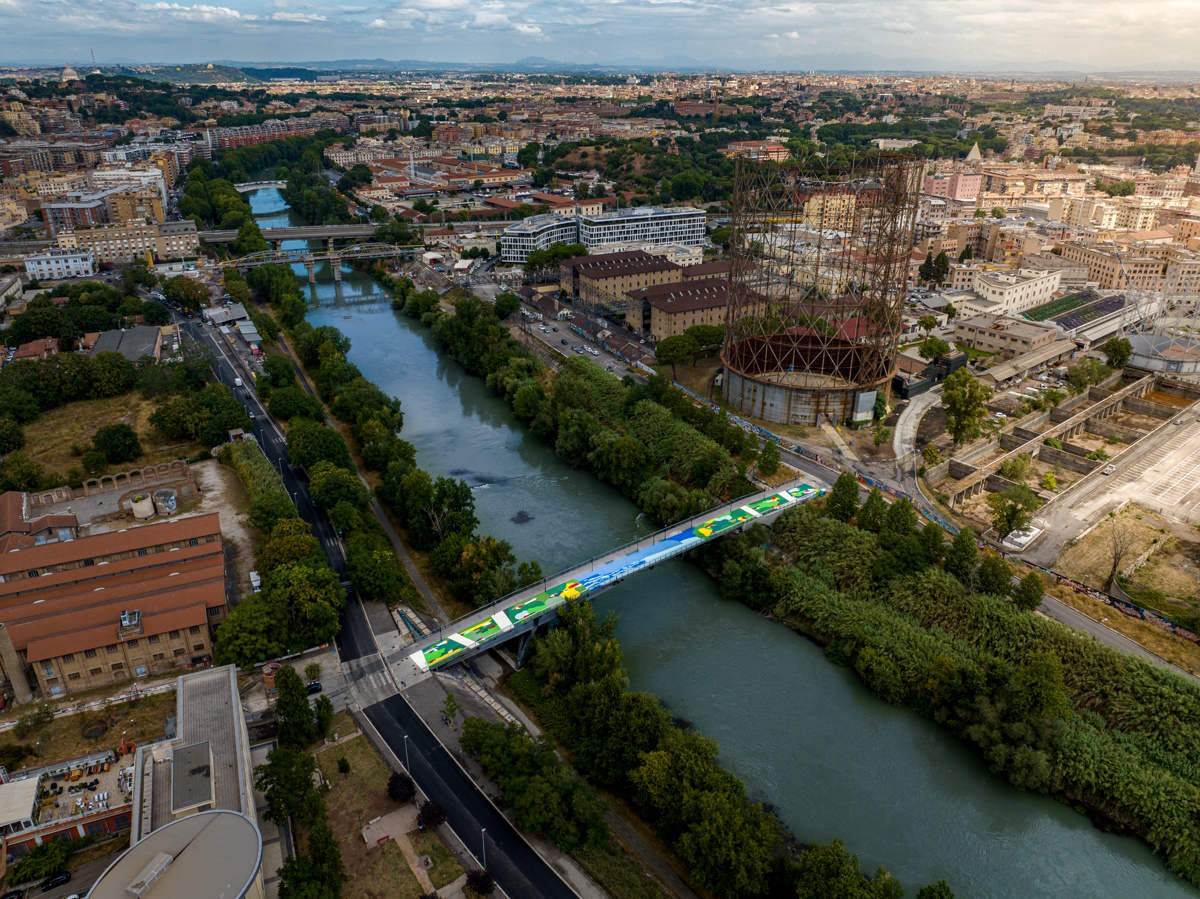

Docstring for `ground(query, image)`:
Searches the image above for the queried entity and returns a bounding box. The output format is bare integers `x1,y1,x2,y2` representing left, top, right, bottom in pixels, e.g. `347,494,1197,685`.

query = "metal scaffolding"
722,152,922,423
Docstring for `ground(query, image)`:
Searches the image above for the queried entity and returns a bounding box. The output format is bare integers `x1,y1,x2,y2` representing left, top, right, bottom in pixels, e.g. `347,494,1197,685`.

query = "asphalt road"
1038,592,1198,682
363,694,577,899
176,312,377,663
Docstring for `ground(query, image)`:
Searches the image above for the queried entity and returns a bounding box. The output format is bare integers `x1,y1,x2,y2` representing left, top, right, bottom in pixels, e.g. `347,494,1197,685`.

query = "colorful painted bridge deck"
408,482,822,673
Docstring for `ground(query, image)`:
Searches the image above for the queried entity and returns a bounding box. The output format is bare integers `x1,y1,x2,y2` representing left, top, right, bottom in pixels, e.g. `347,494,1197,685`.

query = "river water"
249,187,1198,899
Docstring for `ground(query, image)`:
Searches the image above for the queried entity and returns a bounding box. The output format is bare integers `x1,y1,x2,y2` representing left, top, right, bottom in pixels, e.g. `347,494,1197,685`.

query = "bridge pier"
332,261,342,283
304,258,316,284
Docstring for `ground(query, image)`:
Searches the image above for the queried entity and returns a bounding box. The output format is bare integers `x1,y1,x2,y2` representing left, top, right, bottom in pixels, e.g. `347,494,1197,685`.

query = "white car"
995,411,1007,419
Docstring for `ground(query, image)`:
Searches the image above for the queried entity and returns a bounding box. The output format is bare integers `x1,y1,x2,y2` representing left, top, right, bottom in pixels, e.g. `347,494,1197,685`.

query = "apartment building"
58,220,199,265
633,278,730,340
23,248,94,279
0,512,226,701
90,165,168,205
961,268,1062,316
1021,251,1091,288
1059,242,1165,290
922,171,982,202
720,140,789,161
105,187,165,225
203,113,348,151
35,172,90,197
954,314,1059,355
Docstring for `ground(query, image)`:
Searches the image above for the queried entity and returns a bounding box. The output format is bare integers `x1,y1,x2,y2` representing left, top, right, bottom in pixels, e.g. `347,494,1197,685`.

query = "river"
249,186,1198,899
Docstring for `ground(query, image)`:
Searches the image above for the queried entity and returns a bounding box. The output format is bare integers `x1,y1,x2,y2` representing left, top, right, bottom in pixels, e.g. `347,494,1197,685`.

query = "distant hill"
119,64,259,84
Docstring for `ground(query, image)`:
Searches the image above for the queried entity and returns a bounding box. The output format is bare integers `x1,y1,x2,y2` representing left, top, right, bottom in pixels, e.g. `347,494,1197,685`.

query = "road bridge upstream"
200,223,380,244
396,482,824,684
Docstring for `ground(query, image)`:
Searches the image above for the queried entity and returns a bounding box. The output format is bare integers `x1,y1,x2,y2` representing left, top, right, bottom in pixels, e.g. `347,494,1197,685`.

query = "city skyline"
2,0,1199,72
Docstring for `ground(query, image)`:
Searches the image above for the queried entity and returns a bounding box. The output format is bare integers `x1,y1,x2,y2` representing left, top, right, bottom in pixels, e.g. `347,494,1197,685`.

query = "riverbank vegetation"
382,271,761,526
502,598,951,898
693,473,1200,887
244,263,542,613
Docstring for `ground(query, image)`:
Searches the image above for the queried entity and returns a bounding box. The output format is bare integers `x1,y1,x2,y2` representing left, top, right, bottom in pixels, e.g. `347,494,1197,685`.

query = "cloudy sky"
0,0,1196,70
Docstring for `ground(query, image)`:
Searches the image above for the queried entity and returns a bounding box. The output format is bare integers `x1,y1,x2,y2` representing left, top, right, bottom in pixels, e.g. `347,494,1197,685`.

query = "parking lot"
1071,415,1200,523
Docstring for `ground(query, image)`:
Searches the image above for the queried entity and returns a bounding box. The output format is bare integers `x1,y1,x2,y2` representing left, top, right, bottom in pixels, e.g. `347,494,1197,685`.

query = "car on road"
2,889,24,899
1103,464,1117,475
995,411,1007,419
552,326,558,331
306,682,323,695
40,872,70,891
1176,419,1185,425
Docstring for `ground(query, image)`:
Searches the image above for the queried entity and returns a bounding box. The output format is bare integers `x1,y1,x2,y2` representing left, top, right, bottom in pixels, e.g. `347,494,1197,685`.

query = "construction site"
718,152,924,426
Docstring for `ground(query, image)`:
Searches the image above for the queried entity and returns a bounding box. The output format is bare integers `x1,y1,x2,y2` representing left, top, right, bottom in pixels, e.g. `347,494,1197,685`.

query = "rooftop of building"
956,314,1057,340
90,325,161,362
682,260,730,278
578,204,703,224
89,810,261,899
630,277,730,312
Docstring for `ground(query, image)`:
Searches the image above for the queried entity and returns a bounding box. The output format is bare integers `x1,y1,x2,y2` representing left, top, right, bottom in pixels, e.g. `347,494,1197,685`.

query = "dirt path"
191,458,257,598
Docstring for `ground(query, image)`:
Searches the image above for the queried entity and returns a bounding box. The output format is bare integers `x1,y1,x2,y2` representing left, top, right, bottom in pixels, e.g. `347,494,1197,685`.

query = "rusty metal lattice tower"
722,151,923,425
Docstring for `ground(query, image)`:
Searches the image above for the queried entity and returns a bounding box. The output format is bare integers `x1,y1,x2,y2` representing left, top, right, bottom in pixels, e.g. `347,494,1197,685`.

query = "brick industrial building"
0,510,227,702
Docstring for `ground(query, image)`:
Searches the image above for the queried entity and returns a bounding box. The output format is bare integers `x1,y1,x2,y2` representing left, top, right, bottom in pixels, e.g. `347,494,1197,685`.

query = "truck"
234,377,243,388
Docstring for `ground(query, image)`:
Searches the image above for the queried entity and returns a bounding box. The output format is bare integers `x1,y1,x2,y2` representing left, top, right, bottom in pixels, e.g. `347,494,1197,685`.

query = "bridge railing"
422,476,814,641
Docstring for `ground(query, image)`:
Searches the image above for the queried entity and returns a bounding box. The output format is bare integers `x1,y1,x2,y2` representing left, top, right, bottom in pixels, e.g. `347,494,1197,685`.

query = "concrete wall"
1037,444,1098,474
957,439,1000,465
925,461,951,484
999,433,1026,452
1057,390,1093,413
1012,426,1044,442
949,459,978,479
1085,417,1143,443
1122,396,1177,420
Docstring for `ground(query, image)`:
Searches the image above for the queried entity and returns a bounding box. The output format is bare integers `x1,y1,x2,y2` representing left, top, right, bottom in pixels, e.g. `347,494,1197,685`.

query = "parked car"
40,872,70,892
561,339,568,345
2,889,24,899
306,682,323,695
552,326,558,332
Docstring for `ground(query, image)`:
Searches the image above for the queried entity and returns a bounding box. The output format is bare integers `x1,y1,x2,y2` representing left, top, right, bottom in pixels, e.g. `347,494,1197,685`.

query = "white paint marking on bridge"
446,633,477,649
493,611,514,632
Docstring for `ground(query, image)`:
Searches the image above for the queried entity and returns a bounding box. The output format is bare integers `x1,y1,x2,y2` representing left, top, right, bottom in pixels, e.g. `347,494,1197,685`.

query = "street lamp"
403,734,410,771
481,828,487,870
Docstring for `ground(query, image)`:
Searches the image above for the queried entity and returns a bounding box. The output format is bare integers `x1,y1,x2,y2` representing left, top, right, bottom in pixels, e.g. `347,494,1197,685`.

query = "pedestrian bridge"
401,481,822,680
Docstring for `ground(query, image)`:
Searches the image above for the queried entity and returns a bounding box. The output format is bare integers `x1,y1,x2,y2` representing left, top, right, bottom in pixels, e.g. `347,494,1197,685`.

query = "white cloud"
784,29,799,37
514,22,541,34
473,9,510,26
270,10,326,20
148,2,246,21
367,15,388,26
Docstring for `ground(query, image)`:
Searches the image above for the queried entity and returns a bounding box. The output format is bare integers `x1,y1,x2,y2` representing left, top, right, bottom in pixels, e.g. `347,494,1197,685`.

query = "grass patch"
0,688,176,770
654,356,721,399
351,840,426,899
21,391,201,480
954,342,994,361
572,838,673,899
317,735,429,899
410,830,464,890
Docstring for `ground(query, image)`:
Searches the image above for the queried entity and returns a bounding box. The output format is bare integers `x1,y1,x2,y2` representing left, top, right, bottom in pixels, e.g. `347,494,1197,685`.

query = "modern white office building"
23,248,95,279
501,206,706,264
500,214,580,264
578,206,706,252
